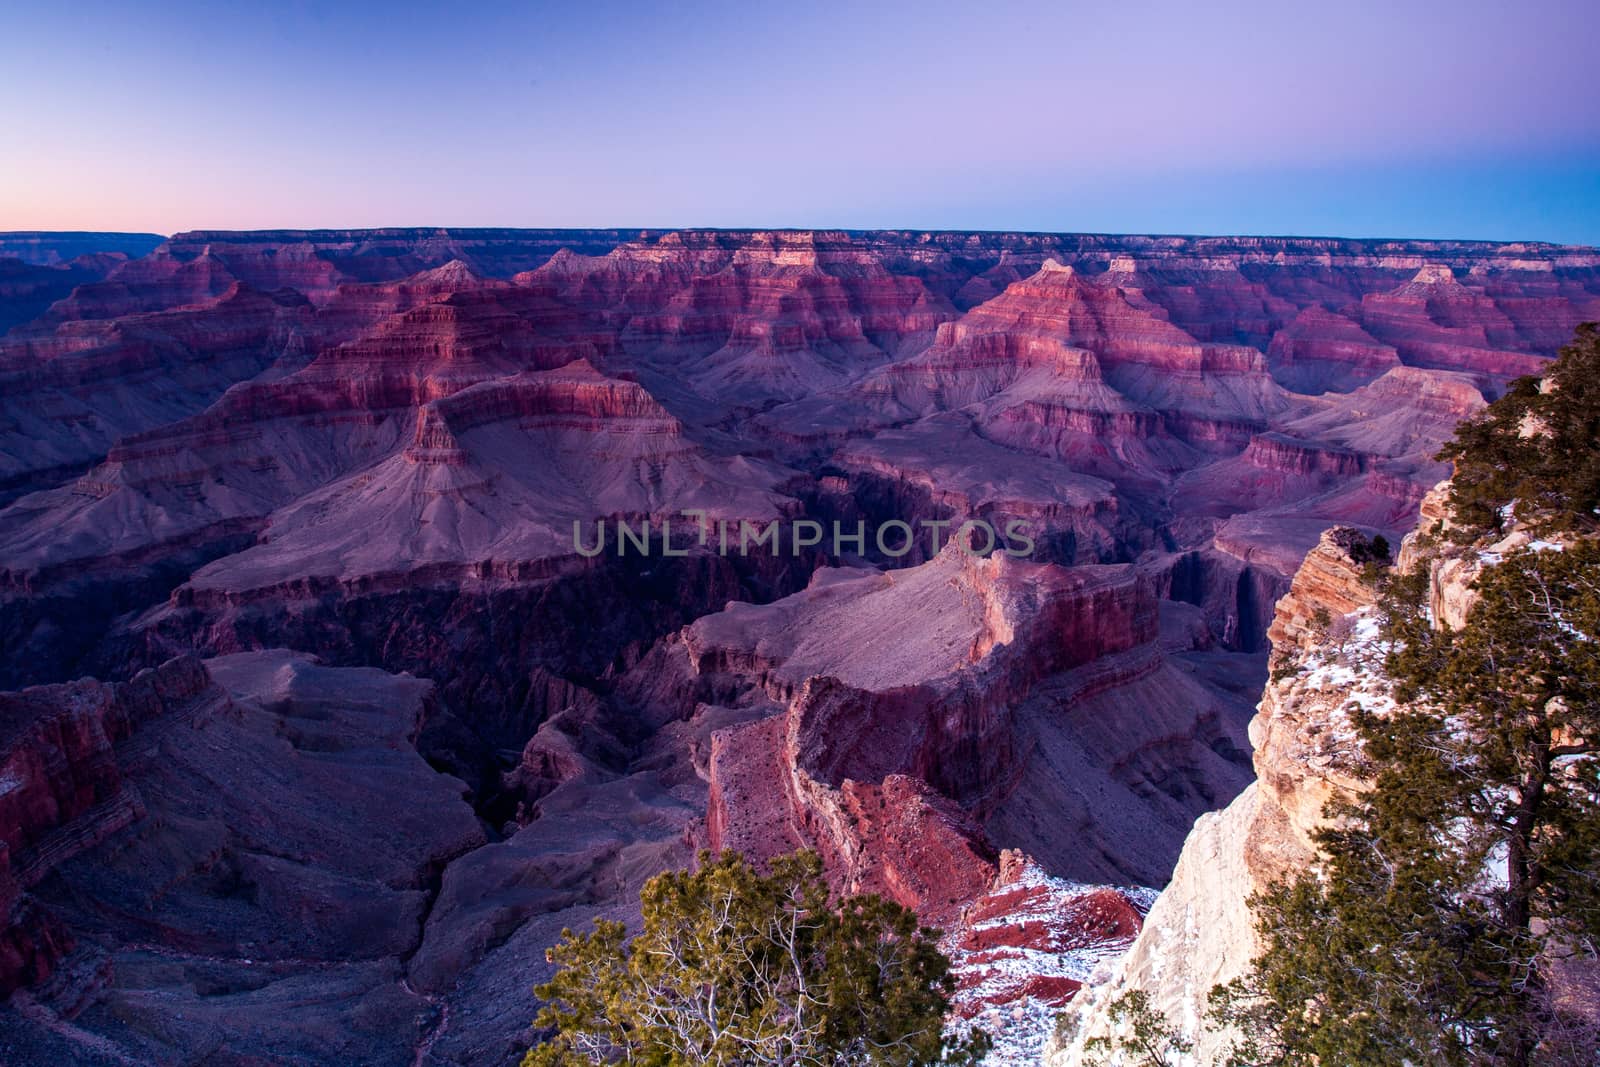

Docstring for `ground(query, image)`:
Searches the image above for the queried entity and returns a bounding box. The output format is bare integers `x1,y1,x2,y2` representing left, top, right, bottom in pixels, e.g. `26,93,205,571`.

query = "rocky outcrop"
1046,511,1463,1066
25,247,243,328
627,539,1257,905
0,229,1594,1066
943,852,1152,1066
0,650,487,1063
2,230,1579,685
1266,305,1401,393
0,283,313,503
527,230,958,412
617,543,1259,1066
772,256,1286,452
0,657,210,855
0,253,136,336
1350,265,1571,385
23,230,628,328
0,656,212,991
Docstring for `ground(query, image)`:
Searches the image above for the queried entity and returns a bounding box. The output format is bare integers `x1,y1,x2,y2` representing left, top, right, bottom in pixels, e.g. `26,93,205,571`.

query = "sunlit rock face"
0,228,1594,1065
1045,487,1565,1067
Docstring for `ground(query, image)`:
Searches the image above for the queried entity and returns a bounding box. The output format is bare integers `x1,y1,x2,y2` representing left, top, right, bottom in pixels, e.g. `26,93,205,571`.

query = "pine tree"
1222,323,1600,1064
1441,321,1600,539
1081,990,1194,1066
524,850,989,1067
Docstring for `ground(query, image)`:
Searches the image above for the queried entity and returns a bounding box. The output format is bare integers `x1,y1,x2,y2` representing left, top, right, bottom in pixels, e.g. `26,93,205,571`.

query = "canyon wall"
0,229,1595,1065
1045,485,1566,1065
0,656,213,992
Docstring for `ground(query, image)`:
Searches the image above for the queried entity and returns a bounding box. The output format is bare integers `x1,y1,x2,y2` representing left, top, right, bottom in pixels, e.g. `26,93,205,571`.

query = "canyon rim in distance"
2,3,1599,1066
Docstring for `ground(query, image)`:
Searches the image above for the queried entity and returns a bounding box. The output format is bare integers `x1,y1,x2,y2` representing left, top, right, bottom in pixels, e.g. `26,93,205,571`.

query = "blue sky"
3,0,1598,242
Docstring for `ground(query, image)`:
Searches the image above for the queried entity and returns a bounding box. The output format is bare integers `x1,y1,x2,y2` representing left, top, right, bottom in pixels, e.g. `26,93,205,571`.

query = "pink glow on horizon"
2,0,1598,242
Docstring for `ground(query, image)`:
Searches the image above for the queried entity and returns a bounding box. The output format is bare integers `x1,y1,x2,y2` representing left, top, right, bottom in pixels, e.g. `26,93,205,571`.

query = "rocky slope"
618,540,1259,1064
626,541,1258,891
0,255,132,337
0,229,1595,1065
943,852,1155,1066
1045,523,1381,1065
0,651,490,1065
0,656,212,994
1043,484,1567,1065
0,232,164,334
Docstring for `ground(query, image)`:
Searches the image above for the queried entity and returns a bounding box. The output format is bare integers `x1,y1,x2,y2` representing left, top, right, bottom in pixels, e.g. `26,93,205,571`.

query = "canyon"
0,227,1596,1065
1045,482,1600,1065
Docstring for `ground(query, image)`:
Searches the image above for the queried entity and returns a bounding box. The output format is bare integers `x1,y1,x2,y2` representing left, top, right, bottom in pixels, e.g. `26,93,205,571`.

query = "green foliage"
1440,321,1600,540
1235,538,1600,1065
1204,979,1293,1067
1329,527,1391,569
524,849,989,1067
1081,990,1193,1066
1308,606,1332,637
1382,539,1600,947
1354,532,1393,586
1226,324,1600,1064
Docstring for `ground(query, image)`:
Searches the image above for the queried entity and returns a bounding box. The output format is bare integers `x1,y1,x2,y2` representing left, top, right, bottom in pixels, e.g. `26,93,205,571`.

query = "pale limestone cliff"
1045,499,1491,1066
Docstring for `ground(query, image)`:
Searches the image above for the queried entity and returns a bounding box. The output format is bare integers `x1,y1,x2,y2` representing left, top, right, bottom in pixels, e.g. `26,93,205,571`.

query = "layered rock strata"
1,229,1596,1065
1046,500,1530,1065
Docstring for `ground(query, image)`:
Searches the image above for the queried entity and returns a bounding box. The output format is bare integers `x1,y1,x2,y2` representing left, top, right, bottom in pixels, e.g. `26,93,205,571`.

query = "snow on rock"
1047,524,1395,1066
943,850,1153,1066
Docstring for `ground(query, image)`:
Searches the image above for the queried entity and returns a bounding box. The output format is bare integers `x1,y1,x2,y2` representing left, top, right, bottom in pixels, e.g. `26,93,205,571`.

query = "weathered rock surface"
1046,506,1485,1065
943,851,1154,1066
615,543,1261,1065
0,283,314,504
0,253,136,337
0,656,212,993
629,541,1259,901
1,229,1595,1065
0,650,487,1065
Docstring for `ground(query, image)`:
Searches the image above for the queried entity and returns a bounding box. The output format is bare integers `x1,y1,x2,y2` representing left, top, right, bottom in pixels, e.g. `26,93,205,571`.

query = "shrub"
525,849,989,1067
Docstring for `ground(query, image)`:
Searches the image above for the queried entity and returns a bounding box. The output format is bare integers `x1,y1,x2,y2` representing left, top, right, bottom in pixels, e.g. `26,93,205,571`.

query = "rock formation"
0,651,487,1064
0,253,137,337
0,228,1595,1065
943,852,1153,1065
0,283,314,503
1045,491,1548,1065
614,540,1258,1062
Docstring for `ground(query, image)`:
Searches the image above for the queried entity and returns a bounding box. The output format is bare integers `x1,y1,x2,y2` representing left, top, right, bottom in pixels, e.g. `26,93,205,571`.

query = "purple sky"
3,0,1598,242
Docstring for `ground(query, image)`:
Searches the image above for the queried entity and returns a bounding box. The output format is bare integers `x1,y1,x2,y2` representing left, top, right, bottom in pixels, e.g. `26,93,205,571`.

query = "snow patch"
942,864,1154,1067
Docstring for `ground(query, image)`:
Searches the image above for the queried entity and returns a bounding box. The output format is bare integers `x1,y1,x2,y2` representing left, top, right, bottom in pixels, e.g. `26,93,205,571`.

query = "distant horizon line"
4,225,1599,251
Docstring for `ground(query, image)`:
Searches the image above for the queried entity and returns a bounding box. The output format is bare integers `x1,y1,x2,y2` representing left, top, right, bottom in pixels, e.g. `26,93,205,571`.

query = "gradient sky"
3,0,1599,243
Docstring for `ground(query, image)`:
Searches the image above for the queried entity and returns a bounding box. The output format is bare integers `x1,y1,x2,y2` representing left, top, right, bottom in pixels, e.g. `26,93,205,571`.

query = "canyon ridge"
0,227,1596,1065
